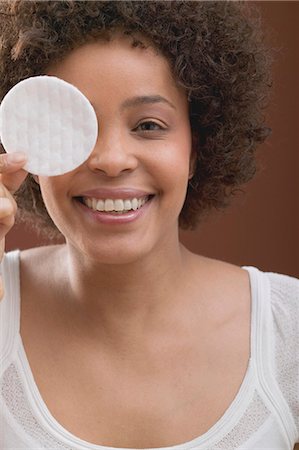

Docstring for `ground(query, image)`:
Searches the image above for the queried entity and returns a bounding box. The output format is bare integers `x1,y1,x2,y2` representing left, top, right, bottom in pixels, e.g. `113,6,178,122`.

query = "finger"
0,215,15,239
0,231,4,301
0,200,13,303
0,234,4,261
0,152,27,173
0,168,28,194
0,216,6,301
0,152,28,194
0,276,4,301
0,197,15,234
0,195,16,216
0,223,15,266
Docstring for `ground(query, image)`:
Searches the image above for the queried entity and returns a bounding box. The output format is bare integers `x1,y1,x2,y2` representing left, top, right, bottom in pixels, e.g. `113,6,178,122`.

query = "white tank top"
0,250,298,449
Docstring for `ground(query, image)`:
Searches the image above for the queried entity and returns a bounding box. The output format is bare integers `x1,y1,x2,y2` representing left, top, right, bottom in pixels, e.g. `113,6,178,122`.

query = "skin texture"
0,1,272,236
0,152,27,300
0,6,293,449
15,37,252,447
39,36,193,268
29,36,200,335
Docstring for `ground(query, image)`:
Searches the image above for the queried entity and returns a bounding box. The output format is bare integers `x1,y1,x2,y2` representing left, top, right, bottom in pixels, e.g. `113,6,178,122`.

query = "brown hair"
0,1,271,239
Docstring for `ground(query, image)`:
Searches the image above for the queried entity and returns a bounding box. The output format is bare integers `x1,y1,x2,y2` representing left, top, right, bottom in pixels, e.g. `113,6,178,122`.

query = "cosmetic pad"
0,75,98,176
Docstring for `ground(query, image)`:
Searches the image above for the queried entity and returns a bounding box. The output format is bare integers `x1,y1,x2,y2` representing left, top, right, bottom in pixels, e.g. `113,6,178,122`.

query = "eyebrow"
120,95,176,111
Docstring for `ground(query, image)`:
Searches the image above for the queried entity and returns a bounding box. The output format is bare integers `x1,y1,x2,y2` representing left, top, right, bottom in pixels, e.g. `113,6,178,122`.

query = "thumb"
0,168,29,194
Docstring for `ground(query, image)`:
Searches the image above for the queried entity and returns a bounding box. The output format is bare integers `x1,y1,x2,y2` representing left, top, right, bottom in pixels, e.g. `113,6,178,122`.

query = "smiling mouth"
75,195,155,214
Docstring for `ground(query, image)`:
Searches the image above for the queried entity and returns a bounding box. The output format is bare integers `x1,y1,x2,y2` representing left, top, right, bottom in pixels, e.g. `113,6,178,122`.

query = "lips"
73,187,155,215
73,191,155,224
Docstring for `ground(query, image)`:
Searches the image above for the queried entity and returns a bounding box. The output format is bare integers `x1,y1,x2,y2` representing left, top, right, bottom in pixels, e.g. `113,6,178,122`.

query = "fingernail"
9,152,27,163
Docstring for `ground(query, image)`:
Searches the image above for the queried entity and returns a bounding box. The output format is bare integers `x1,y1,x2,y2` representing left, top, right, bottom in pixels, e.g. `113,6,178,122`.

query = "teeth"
132,198,138,211
83,196,150,213
104,199,114,212
114,199,124,211
85,198,93,208
96,199,105,211
92,198,97,210
124,199,132,211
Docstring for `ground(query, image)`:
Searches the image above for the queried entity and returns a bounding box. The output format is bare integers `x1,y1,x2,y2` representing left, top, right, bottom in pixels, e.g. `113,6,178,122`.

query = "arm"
0,151,27,300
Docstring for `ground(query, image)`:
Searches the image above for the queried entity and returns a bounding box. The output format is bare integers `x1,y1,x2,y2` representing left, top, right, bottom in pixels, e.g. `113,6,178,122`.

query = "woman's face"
38,35,193,263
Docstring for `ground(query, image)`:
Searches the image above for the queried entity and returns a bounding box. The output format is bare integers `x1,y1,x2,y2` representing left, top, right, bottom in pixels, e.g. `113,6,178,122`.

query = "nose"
86,127,138,177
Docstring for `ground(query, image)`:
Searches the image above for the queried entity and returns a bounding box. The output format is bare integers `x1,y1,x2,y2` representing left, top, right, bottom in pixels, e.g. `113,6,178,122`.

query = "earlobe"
188,150,197,179
188,133,198,179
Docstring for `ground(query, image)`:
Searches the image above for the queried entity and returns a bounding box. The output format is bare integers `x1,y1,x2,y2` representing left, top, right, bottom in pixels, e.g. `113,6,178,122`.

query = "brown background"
6,1,299,278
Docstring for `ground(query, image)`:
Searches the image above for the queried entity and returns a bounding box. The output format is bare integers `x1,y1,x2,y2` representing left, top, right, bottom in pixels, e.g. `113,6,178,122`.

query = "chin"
71,238,154,266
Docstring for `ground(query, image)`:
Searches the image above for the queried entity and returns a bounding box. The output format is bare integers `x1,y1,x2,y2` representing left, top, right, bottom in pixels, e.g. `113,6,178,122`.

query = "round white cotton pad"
0,75,98,176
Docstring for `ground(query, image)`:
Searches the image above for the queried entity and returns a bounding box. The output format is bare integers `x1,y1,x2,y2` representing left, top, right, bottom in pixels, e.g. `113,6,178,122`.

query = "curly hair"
0,0,271,240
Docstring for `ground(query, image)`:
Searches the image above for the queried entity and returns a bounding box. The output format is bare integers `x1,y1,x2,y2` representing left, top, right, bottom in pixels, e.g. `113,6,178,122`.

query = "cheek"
38,178,66,217
150,142,191,212
38,179,75,237
153,136,192,187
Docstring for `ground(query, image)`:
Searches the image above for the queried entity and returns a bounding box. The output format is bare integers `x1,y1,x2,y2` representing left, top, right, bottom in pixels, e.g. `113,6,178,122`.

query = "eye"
135,121,166,132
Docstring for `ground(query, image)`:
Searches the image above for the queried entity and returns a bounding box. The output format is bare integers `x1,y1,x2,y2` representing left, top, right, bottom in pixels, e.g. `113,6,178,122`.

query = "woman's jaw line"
60,234,188,321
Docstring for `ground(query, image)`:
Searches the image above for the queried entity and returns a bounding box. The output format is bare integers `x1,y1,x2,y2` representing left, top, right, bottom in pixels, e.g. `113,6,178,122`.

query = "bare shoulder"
20,244,64,271
20,244,64,261
185,248,250,292
183,248,251,324
20,244,66,293
19,245,68,337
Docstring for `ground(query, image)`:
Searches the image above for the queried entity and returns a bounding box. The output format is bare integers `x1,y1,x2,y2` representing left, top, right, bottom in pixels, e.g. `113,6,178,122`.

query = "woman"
0,1,298,449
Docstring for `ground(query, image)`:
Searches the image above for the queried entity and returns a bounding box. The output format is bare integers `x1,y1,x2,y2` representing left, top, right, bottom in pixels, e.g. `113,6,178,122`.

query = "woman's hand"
0,152,28,300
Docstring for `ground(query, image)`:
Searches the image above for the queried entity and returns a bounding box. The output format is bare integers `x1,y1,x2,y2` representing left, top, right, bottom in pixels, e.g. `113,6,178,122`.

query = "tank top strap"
0,250,21,373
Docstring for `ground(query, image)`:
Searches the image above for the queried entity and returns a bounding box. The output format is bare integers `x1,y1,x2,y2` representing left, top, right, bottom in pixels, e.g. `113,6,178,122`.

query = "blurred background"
5,1,299,278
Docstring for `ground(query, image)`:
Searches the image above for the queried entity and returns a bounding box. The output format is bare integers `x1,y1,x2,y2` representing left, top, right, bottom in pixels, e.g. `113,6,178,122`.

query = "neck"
58,238,194,349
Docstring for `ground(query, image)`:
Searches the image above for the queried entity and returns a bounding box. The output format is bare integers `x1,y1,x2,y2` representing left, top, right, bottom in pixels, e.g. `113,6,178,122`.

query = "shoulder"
257,269,299,434
265,270,299,304
20,244,65,283
185,249,251,293
266,269,299,345
20,244,64,267
183,248,251,326
260,269,299,338
20,244,66,305
249,268,299,366
0,250,22,369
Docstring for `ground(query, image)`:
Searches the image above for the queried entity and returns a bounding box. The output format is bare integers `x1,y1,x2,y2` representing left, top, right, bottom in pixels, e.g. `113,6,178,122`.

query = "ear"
188,149,197,180
188,132,198,179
